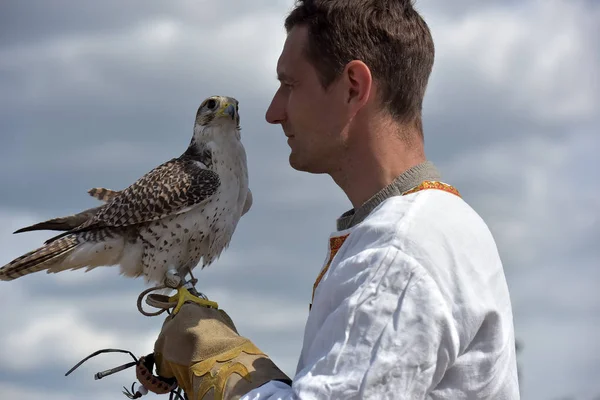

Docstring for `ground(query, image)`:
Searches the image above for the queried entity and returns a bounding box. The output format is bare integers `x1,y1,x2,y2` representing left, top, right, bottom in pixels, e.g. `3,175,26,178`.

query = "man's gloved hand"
145,295,291,400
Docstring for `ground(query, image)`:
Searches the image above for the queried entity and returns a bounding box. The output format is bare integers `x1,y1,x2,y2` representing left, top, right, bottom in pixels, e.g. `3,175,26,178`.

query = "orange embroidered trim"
402,180,461,198
310,234,349,310
309,181,460,310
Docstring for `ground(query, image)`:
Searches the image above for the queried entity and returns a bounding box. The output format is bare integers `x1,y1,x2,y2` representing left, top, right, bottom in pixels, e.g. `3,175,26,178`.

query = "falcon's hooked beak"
217,103,237,120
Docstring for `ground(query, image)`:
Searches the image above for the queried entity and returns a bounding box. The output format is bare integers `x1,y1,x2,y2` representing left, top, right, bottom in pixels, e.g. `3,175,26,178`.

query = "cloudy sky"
0,0,598,399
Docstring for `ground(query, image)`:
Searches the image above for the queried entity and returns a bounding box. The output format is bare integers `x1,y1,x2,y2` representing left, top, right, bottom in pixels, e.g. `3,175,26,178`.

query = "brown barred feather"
75,156,220,232
0,235,79,281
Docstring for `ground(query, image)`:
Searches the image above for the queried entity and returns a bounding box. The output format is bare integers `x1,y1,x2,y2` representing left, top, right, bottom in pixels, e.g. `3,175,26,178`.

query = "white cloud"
0,9,288,109
207,287,308,333
0,383,117,400
426,0,599,124
0,263,156,375
2,308,118,371
443,130,599,267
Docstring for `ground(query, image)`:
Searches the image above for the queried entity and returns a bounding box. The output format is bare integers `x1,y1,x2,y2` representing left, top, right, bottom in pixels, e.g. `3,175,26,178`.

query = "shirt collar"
336,160,442,231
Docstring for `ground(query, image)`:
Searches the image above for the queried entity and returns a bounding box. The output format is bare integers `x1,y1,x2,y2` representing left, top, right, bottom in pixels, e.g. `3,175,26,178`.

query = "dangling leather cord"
137,284,170,317
136,268,216,318
65,348,138,379
65,348,186,399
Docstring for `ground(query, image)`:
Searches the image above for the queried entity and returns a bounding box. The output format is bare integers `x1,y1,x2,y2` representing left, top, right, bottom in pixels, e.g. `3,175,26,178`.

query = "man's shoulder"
337,188,502,287
345,188,489,249
346,188,509,312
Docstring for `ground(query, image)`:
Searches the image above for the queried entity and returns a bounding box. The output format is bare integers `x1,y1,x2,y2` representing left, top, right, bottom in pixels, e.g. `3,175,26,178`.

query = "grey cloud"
1,1,599,399
0,0,285,47
416,0,525,18
0,6,287,212
439,132,600,400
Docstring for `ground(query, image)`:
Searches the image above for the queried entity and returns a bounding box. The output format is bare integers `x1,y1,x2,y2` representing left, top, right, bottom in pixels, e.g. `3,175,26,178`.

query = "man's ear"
343,60,372,109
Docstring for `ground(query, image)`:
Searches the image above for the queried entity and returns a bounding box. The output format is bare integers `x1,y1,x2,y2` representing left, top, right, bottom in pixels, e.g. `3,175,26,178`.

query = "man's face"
265,26,348,174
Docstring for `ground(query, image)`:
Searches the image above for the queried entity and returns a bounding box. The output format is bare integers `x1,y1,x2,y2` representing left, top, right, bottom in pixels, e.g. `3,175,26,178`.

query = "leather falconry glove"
142,293,291,400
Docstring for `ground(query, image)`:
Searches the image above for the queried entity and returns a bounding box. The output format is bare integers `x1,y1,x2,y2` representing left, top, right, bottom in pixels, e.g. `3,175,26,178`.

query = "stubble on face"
274,26,349,175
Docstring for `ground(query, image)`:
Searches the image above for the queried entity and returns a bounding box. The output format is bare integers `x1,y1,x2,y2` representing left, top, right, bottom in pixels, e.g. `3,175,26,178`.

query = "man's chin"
288,154,305,171
288,154,326,174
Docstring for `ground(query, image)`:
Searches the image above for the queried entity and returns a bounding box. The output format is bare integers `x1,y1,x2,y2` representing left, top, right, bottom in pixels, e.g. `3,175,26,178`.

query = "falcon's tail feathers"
0,235,79,281
13,207,102,235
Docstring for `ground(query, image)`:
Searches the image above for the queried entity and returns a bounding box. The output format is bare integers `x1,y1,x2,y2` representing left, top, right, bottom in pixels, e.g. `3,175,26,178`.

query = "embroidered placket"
309,181,461,310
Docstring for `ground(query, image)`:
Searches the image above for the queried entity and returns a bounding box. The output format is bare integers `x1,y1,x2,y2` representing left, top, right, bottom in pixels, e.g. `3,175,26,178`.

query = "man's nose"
265,91,285,125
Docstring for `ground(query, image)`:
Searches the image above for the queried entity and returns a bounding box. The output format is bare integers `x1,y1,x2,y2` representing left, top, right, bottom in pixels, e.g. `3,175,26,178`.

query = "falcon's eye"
206,99,218,110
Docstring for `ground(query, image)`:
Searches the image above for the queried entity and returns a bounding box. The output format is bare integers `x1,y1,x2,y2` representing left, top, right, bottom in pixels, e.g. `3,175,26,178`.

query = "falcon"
0,95,252,309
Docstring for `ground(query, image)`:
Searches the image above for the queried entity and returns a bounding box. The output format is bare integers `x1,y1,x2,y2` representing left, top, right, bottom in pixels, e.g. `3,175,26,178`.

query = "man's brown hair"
285,0,435,137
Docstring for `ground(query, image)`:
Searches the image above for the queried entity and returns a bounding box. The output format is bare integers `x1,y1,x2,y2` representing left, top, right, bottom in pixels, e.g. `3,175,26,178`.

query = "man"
150,1,520,399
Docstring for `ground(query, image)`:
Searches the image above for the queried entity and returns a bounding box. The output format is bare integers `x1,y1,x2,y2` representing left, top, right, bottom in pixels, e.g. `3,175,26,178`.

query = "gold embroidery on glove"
196,362,251,399
191,341,265,376
190,341,266,399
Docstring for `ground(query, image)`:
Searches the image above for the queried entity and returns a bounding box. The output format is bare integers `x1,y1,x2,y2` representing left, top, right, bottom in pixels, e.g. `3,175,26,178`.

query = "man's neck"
331,131,427,209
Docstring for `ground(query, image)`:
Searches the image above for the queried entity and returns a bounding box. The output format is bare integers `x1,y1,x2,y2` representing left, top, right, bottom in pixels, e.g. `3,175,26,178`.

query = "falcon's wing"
77,157,220,231
13,206,103,234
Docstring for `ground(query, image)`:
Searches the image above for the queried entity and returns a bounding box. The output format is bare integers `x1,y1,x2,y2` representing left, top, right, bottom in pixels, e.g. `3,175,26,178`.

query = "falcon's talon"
168,286,218,315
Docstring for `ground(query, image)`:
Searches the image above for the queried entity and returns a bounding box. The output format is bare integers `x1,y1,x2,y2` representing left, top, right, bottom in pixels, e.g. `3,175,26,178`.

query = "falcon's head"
194,95,240,130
